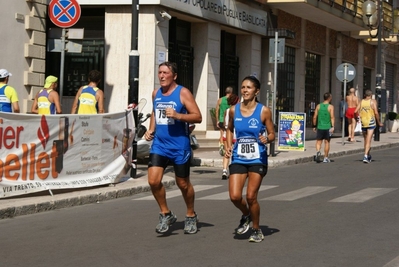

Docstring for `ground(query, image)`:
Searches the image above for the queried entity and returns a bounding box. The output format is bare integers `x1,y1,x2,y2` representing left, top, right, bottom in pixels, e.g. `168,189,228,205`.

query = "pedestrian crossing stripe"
133,185,222,200
132,185,397,203
261,186,336,201
198,185,278,200
329,188,397,203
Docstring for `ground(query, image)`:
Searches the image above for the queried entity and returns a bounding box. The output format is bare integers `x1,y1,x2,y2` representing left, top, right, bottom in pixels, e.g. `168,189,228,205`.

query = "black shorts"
229,163,268,178
316,129,331,141
148,153,190,178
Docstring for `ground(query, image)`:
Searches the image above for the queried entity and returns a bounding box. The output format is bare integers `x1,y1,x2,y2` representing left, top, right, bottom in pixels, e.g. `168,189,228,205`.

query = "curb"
192,142,399,168
0,177,176,220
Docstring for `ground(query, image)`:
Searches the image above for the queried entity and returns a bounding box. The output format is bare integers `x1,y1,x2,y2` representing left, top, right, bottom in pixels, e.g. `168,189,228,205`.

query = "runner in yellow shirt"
71,70,104,114
0,69,20,113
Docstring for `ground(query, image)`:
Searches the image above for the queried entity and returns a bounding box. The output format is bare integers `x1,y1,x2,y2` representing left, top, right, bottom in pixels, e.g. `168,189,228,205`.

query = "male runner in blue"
144,62,202,234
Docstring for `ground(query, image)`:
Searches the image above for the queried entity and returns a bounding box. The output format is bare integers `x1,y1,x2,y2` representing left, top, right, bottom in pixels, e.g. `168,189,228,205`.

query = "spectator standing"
71,70,104,114
144,62,202,234
339,93,349,137
31,75,62,114
345,88,359,142
0,69,20,113
313,92,335,163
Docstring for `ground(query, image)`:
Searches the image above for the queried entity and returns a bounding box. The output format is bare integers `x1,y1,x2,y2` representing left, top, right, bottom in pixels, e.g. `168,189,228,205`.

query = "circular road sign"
336,63,356,83
49,0,81,28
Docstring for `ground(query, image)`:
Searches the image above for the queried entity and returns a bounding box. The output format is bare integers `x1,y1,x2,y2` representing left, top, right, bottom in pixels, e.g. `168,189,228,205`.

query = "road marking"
198,185,279,200
382,255,399,267
329,188,397,203
261,186,336,201
133,185,222,200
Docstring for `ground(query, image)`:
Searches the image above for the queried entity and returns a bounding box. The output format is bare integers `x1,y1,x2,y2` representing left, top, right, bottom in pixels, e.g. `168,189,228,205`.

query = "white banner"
0,110,135,198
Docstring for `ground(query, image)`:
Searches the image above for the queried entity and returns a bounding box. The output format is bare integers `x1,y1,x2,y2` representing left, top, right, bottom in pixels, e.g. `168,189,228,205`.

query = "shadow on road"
233,225,280,240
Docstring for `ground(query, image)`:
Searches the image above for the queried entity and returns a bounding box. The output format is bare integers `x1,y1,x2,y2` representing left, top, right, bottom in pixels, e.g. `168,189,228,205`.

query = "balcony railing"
317,0,393,33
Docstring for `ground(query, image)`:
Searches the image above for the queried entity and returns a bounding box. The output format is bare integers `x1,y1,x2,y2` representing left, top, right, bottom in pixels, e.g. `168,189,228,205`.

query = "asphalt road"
1,147,398,267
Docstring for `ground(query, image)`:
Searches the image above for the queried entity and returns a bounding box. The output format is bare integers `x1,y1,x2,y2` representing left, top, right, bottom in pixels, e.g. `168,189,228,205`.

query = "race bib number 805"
237,137,260,159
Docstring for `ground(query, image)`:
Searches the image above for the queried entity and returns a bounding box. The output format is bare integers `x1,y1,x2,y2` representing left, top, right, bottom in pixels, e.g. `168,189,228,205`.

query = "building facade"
1,0,398,134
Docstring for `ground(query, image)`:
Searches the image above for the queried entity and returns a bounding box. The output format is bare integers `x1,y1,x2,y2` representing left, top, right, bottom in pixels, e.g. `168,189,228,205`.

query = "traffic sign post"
268,32,285,157
336,63,356,145
48,0,81,102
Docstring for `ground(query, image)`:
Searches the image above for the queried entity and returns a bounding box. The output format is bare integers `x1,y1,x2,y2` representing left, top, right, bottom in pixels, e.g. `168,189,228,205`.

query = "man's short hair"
88,70,102,83
323,92,332,100
364,89,373,97
225,86,233,94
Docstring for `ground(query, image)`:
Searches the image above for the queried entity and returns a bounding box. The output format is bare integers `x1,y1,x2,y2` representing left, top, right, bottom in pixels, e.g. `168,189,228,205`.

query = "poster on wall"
0,110,135,198
277,112,306,151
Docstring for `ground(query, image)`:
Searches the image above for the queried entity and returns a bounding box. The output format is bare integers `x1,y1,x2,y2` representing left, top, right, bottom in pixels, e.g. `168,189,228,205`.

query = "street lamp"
362,1,399,141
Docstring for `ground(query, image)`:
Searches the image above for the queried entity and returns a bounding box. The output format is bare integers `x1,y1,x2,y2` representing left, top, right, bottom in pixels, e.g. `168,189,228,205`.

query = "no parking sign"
49,0,81,28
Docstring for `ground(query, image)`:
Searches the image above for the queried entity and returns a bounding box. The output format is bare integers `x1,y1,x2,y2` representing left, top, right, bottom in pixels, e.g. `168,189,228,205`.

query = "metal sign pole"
341,64,348,145
335,62,355,146
270,31,279,157
59,28,66,103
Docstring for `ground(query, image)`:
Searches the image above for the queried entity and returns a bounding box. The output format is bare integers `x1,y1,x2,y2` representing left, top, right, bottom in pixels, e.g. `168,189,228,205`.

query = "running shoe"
315,151,322,163
368,154,372,162
184,213,198,234
155,211,177,233
323,158,331,163
222,169,228,180
363,156,370,164
248,228,264,243
236,215,251,235
219,143,225,156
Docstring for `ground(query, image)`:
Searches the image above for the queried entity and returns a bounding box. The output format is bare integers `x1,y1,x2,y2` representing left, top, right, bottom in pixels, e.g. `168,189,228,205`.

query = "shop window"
305,52,321,127
385,63,395,112
220,31,239,97
363,68,372,93
169,18,194,92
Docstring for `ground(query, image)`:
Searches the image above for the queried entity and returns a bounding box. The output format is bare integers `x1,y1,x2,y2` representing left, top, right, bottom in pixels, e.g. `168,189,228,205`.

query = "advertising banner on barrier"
277,112,306,151
0,110,135,198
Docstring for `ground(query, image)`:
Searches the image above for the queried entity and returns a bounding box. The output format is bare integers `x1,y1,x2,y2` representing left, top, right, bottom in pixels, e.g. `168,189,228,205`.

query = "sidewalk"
193,131,399,168
1,132,398,220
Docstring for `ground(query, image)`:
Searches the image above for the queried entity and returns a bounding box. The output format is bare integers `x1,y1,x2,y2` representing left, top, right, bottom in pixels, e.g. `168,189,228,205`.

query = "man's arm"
371,99,383,126
50,91,62,114
354,101,361,114
215,98,221,127
329,105,335,128
12,102,20,113
70,87,83,114
8,88,20,113
169,87,202,124
96,89,105,113
312,104,320,127
31,93,39,114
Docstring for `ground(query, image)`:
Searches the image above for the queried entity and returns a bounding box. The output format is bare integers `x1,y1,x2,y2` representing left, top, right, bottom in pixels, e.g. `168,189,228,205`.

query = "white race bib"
237,137,260,159
155,102,175,125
